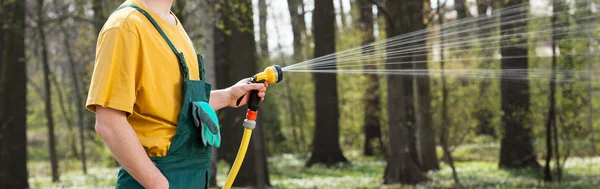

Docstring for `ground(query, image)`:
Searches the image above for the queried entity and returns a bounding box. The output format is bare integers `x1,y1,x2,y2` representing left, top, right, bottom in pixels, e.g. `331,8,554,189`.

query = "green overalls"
112,4,214,189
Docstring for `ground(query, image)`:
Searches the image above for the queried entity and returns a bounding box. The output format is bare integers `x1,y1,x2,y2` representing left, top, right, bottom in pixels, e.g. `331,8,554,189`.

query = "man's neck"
139,0,173,15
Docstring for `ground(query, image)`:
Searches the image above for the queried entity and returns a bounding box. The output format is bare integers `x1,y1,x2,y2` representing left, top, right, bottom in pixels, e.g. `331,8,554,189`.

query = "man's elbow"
94,106,126,138
95,120,110,138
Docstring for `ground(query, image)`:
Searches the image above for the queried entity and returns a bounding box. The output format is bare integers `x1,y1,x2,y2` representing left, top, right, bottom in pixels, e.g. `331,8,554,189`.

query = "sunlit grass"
29,145,600,189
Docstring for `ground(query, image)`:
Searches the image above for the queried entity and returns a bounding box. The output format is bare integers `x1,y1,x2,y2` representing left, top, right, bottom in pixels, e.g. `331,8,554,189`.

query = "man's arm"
209,78,268,111
94,106,169,189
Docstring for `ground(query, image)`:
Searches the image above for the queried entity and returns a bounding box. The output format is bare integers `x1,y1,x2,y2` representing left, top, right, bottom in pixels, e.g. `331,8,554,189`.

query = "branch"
427,0,447,27
368,0,394,29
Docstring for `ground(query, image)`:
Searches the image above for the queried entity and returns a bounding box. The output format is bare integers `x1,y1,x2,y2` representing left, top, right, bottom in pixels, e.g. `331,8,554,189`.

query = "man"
86,0,267,188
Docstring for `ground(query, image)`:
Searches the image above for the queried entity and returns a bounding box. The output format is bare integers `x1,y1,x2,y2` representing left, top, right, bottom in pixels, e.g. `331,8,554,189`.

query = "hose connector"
243,110,258,129
243,119,256,129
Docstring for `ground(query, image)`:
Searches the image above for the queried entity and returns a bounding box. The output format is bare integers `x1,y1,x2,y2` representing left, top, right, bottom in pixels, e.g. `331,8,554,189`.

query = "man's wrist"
146,172,169,189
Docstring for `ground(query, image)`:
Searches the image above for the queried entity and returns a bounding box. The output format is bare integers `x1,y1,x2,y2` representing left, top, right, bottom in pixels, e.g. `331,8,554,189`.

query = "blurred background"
1,0,600,188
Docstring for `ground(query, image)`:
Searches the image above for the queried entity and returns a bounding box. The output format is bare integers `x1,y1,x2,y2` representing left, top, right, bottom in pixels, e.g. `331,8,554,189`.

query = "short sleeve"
86,27,140,114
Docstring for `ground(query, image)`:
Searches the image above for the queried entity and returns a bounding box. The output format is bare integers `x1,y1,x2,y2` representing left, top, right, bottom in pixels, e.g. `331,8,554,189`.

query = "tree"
414,0,439,172
438,0,460,185
214,0,270,186
52,0,88,174
357,0,384,156
0,0,28,188
306,0,348,167
382,0,429,184
92,0,106,34
37,0,60,182
544,0,560,181
498,0,539,169
259,0,269,59
475,0,496,136
338,0,348,31
254,0,272,187
455,0,468,20
287,0,307,60
286,0,310,154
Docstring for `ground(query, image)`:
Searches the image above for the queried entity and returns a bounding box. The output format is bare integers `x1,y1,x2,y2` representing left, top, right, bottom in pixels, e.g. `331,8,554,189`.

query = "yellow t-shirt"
86,0,201,156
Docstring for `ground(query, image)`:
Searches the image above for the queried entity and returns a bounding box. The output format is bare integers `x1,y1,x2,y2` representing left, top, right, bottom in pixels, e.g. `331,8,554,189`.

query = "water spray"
223,65,283,189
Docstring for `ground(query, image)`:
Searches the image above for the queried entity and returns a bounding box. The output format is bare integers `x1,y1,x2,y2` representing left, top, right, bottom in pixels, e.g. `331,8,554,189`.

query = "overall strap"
113,4,192,80
191,44,205,81
197,54,205,81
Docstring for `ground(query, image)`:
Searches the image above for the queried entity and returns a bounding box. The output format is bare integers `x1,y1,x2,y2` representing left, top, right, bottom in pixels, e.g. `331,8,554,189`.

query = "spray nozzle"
251,65,283,84
236,65,284,109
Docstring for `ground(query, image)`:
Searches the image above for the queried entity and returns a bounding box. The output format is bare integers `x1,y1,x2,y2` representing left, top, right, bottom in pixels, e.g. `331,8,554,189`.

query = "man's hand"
227,78,268,108
209,78,268,111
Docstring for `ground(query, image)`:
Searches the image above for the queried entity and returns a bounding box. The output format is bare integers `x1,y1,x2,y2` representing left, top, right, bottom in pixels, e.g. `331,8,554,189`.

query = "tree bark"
358,0,384,157
544,0,559,182
259,0,269,59
338,0,347,31
475,0,496,136
39,1,60,182
38,0,60,181
455,0,468,20
288,0,307,61
306,0,348,167
414,0,439,172
498,0,539,169
92,0,106,34
255,0,271,179
214,0,270,186
438,0,460,185
383,0,429,184
0,0,28,187
57,14,88,174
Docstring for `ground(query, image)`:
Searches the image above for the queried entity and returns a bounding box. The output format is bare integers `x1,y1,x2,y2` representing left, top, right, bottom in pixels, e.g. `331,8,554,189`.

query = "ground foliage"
28,141,600,188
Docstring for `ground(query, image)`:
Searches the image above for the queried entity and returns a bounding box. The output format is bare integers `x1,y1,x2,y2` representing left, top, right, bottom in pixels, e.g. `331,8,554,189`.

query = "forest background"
1,0,599,188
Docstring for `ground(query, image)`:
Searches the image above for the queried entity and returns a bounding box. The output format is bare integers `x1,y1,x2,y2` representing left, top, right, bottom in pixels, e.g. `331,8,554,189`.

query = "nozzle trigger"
236,94,246,106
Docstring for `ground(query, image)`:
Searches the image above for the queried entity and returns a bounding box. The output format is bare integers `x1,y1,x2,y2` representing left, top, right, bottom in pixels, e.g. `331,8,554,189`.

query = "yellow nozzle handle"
222,128,253,189
253,66,278,84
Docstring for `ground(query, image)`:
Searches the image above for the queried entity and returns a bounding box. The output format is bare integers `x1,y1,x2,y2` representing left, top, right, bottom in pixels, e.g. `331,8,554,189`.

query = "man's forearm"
209,89,231,111
95,107,168,189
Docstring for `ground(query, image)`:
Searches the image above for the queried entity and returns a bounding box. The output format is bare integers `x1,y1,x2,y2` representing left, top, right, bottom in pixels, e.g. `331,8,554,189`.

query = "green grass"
29,145,600,189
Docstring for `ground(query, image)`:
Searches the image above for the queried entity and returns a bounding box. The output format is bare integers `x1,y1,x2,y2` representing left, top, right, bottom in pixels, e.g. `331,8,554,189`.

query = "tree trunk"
199,0,219,186
498,0,539,169
306,0,348,167
358,0,384,157
256,0,270,180
92,0,106,34
259,0,269,59
475,0,496,137
286,0,309,154
414,0,439,172
58,17,88,174
455,0,468,20
288,0,307,60
258,0,285,155
544,0,560,181
38,0,60,181
383,0,429,184
438,0,460,184
338,0,347,31
214,0,270,186
0,0,28,187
